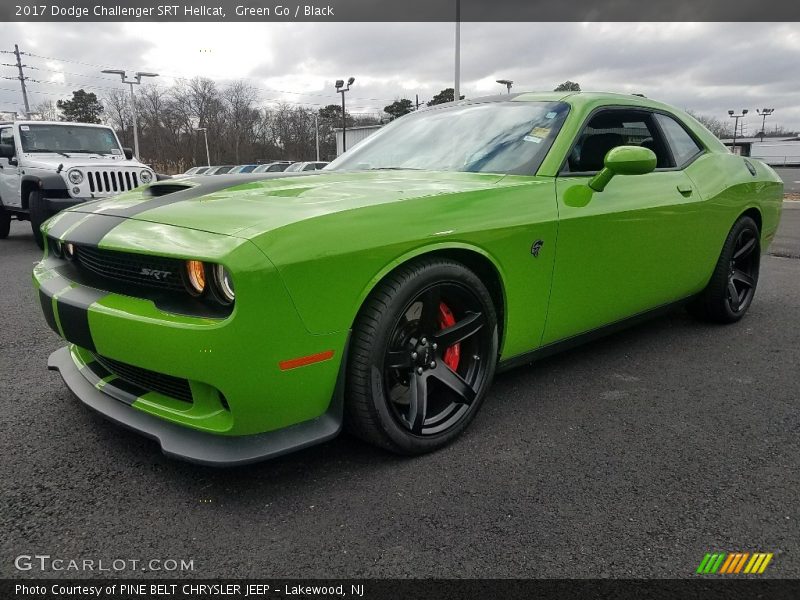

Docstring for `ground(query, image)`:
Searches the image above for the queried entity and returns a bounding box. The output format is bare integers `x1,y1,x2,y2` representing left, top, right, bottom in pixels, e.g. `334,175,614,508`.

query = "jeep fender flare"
21,173,68,208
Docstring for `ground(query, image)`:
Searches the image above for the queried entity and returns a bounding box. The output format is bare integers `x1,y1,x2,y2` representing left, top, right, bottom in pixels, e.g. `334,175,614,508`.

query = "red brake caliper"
438,302,460,371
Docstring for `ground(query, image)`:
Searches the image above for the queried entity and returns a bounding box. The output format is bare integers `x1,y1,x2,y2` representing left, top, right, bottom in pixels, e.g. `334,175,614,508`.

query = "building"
335,125,383,157
721,136,800,166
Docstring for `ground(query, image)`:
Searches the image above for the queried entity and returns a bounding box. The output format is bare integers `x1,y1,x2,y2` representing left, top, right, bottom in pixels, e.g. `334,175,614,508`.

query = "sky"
1,21,799,133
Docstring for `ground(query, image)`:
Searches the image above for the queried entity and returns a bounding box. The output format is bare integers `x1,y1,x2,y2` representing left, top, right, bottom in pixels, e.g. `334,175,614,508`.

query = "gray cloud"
0,21,798,130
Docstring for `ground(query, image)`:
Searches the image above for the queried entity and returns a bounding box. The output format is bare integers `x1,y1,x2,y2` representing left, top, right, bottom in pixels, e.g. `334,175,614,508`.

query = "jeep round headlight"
213,264,235,304
68,169,84,184
140,170,153,184
185,260,206,295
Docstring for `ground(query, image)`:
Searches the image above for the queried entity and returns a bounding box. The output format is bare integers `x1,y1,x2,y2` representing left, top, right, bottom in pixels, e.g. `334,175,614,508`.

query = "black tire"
689,215,760,324
29,189,49,249
346,258,499,455
0,206,9,239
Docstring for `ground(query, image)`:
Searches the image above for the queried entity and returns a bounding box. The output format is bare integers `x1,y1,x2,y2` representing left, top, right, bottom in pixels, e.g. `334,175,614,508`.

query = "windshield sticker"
110,148,122,154
523,135,543,144
545,111,557,119
531,127,551,138
20,125,29,130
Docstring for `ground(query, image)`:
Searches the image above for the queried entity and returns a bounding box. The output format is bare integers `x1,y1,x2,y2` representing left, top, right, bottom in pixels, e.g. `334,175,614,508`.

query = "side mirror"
0,143,15,160
588,145,657,192
123,147,134,160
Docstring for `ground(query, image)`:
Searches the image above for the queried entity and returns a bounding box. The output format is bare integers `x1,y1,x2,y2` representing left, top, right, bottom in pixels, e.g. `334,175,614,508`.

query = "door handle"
677,183,693,196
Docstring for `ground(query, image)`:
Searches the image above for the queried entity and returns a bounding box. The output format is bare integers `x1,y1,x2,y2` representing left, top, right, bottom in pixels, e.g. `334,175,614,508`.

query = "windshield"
284,163,304,172
19,124,122,154
328,101,569,175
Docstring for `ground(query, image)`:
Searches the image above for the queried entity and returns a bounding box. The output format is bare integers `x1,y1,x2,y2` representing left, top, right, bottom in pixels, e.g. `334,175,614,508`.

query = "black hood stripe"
47,210,89,240
62,172,311,246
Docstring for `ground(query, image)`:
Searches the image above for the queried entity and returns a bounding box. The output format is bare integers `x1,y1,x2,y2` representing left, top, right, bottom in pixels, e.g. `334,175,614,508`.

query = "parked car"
230,164,259,174
252,161,292,173
284,161,329,172
183,166,204,175
0,120,155,248
204,165,236,175
36,92,782,465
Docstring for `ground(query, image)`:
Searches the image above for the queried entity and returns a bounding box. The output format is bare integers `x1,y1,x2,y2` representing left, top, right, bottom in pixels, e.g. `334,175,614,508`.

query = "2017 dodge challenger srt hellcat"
34,92,783,465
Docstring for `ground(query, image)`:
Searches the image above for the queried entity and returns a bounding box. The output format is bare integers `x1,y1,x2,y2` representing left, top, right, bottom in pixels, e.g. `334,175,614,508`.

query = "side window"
655,113,703,167
565,109,671,173
0,127,14,149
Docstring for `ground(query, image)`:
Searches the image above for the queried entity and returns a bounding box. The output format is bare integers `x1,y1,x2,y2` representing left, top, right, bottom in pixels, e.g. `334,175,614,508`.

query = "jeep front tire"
29,190,49,249
0,206,10,239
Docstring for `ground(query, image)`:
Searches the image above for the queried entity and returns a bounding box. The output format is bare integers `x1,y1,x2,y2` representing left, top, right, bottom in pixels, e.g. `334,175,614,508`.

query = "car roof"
418,91,679,114
0,120,114,128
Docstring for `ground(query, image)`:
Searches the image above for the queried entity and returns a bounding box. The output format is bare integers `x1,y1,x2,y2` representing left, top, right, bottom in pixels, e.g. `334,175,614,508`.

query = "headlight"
140,170,153,184
212,264,235,304
185,260,206,295
68,169,83,184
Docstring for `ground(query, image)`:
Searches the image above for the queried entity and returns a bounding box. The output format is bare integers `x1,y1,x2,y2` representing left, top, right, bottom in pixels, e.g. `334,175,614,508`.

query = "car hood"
22,153,150,170
65,170,530,237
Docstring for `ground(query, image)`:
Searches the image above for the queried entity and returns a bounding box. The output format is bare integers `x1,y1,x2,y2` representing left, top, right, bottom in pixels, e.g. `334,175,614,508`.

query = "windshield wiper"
28,149,71,158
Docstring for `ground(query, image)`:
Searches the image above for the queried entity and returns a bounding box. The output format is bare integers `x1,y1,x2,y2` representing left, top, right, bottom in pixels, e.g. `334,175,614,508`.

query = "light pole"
756,108,774,142
454,0,460,103
194,127,210,167
728,109,748,155
102,69,159,159
335,77,354,153
496,79,513,94
314,112,320,161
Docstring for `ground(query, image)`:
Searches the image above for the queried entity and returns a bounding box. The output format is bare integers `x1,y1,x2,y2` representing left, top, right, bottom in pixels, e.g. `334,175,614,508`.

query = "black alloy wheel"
689,215,760,324
383,282,490,436
346,258,498,454
726,226,759,314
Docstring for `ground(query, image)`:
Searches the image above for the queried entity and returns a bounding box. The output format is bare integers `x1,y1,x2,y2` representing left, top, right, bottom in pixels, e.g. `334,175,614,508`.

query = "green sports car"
35,92,783,465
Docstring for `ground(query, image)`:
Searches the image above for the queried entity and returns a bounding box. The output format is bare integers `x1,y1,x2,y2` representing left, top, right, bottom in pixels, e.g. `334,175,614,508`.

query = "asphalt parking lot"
1,206,799,579
775,167,800,194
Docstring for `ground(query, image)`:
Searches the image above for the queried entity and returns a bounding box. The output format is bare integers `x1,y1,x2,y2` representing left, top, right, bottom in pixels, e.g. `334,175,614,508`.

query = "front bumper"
35,213,349,460
48,346,343,466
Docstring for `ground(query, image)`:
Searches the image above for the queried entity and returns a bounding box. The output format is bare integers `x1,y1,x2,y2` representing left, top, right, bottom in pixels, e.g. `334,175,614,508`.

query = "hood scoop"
144,183,193,197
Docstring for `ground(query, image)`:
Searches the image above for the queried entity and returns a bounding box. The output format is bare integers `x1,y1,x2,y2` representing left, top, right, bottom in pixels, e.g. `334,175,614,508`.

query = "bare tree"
686,111,732,139
34,99,59,121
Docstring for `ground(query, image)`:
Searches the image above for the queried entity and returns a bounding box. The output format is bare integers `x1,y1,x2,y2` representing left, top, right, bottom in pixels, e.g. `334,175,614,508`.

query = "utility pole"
454,0,460,103
415,94,419,110
13,44,30,117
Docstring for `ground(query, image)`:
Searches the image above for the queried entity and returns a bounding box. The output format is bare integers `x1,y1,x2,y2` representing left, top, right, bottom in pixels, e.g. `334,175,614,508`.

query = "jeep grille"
86,169,140,194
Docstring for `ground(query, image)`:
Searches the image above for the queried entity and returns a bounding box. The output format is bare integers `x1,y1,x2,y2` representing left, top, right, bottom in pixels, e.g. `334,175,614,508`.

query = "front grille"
92,353,193,403
87,169,140,194
74,245,186,292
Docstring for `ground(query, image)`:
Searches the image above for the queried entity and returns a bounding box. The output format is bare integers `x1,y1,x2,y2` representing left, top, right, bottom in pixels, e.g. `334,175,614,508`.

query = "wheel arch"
740,206,762,232
20,178,39,210
351,243,508,352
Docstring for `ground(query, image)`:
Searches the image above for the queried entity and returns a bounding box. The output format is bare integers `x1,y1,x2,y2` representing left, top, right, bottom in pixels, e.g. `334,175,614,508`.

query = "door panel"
0,126,20,208
542,170,709,345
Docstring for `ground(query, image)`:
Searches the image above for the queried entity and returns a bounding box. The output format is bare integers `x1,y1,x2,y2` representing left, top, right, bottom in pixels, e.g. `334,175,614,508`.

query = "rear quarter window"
655,113,703,167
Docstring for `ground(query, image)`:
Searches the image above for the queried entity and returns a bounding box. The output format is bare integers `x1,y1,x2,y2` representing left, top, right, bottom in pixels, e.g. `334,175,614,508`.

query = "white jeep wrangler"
0,120,156,247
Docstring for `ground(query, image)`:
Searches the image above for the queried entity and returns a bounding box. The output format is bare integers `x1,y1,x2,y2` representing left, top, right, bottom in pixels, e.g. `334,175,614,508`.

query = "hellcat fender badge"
531,240,544,257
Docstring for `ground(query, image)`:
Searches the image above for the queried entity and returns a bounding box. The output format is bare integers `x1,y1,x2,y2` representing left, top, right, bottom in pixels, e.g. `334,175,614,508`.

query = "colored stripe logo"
696,552,773,574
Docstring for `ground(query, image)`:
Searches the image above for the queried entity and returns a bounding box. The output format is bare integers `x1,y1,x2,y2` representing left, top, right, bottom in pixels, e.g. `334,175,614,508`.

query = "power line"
4,46,389,117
